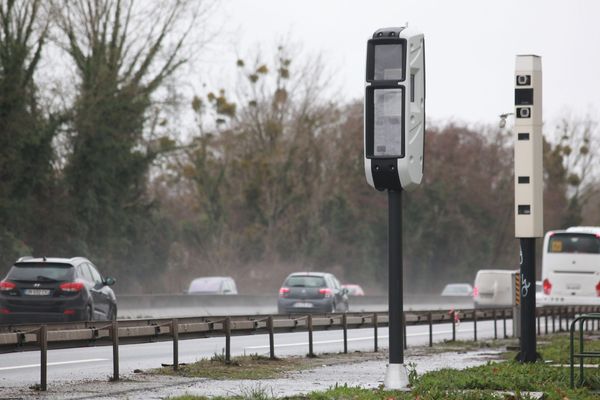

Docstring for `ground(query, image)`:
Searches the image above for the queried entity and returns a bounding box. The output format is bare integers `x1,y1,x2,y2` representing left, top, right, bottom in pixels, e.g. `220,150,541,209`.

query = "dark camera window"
374,44,404,80
516,107,531,118
515,88,533,105
373,88,404,157
516,75,531,86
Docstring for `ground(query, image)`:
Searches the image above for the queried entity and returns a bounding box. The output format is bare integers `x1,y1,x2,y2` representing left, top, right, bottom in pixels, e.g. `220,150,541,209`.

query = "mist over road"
117,294,474,318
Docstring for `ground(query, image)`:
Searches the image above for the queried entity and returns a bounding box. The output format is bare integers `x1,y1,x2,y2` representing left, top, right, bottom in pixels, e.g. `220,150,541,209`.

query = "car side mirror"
104,277,116,286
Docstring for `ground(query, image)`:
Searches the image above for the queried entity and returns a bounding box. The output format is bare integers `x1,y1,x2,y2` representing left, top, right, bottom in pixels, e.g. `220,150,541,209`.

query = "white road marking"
0,358,108,371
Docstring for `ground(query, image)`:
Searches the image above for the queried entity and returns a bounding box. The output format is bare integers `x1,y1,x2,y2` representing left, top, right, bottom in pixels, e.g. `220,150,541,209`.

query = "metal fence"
1,305,599,391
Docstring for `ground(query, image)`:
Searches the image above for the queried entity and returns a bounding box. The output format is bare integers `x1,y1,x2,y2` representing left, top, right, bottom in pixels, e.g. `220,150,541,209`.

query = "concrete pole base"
384,363,410,389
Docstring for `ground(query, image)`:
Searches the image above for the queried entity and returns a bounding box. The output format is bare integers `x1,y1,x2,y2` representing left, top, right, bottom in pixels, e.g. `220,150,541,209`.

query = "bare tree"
51,0,212,285
553,115,599,225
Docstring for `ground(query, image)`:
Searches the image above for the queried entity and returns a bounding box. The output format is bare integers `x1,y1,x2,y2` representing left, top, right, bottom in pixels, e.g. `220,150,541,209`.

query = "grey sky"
209,0,600,126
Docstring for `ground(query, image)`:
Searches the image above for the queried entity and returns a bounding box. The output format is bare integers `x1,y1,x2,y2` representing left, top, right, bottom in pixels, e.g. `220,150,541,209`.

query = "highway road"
0,319,513,389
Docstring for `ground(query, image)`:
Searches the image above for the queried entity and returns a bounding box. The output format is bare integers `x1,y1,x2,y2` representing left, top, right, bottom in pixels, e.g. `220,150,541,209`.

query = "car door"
87,263,111,318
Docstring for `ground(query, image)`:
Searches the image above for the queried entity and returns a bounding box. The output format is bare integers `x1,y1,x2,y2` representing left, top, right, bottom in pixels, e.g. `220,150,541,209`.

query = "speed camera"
364,26,425,191
514,55,543,238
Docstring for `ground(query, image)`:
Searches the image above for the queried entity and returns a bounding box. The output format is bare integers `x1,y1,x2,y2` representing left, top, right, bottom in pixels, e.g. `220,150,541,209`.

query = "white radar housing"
514,55,543,238
364,26,425,191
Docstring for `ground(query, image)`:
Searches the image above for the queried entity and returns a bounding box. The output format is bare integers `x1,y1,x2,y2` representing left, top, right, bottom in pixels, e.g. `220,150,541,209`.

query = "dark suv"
0,257,117,324
277,272,349,314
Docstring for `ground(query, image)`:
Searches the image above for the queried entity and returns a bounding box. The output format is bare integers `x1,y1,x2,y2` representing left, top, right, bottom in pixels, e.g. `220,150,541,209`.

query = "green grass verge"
152,353,344,380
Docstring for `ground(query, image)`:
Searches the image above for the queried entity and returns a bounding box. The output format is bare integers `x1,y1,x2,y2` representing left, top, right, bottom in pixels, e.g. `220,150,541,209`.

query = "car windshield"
548,233,600,254
189,278,223,292
285,276,326,288
6,263,74,282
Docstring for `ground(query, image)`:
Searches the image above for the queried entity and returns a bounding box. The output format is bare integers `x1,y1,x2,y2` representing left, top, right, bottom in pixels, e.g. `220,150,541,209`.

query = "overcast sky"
205,0,600,127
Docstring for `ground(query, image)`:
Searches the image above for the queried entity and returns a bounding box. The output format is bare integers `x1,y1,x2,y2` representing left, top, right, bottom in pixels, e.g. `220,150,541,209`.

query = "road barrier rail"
1,305,599,391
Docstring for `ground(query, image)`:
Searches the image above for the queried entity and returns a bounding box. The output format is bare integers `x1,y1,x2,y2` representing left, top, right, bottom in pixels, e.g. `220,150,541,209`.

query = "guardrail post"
559,308,563,332
267,316,275,359
403,312,407,350
171,319,179,371
473,310,478,342
39,325,47,391
585,307,590,331
451,311,456,342
342,313,348,354
502,309,507,339
493,309,497,340
537,310,541,336
428,312,432,347
373,313,378,352
544,308,548,335
111,320,119,381
224,317,231,363
307,315,314,357
552,308,556,333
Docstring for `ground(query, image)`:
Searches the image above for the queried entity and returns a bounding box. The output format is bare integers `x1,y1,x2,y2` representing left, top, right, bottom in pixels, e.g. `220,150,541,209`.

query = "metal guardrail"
569,313,600,389
1,305,599,391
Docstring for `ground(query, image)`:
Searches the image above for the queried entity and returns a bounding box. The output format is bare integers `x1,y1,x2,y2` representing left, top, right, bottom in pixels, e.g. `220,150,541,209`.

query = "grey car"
277,272,349,314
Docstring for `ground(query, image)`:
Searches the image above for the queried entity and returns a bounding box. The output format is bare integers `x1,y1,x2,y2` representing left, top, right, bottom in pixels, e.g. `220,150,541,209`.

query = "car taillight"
279,287,290,297
319,288,333,298
543,279,552,295
63,309,76,315
596,281,600,297
0,308,9,314
0,281,16,291
473,286,479,298
60,282,84,292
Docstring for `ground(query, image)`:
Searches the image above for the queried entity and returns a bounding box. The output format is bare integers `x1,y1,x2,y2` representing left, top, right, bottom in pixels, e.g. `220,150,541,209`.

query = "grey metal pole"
172,319,179,371
40,325,48,391
373,313,378,352
112,320,120,380
267,316,275,359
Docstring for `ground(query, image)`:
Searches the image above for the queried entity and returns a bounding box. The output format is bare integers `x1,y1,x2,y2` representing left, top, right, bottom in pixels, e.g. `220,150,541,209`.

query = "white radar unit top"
514,55,543,238
364,26,425,192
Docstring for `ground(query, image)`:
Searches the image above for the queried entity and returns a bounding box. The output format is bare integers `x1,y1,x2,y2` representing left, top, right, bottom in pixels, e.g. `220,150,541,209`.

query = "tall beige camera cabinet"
514,55,543,238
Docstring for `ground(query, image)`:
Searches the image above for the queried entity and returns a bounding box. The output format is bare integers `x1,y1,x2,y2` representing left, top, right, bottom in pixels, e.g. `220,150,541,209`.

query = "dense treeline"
1,1,598,294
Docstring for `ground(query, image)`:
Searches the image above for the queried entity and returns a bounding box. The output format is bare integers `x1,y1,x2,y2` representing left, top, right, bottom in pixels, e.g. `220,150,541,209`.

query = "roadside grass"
151,352,370,380
164,334,600,400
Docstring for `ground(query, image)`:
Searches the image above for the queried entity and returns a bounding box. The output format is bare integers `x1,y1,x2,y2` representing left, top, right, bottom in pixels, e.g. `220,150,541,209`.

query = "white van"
473,269,517,308
541,226,600,305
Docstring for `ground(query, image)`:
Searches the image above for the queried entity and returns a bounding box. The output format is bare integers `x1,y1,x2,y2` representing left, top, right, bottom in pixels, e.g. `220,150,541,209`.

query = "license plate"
294,302,314,308
566,284,581,290
24,289,51,296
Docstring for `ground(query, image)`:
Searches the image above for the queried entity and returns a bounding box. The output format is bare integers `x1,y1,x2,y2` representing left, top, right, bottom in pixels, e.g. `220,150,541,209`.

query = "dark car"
277,272,349,314
0,257,117,324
